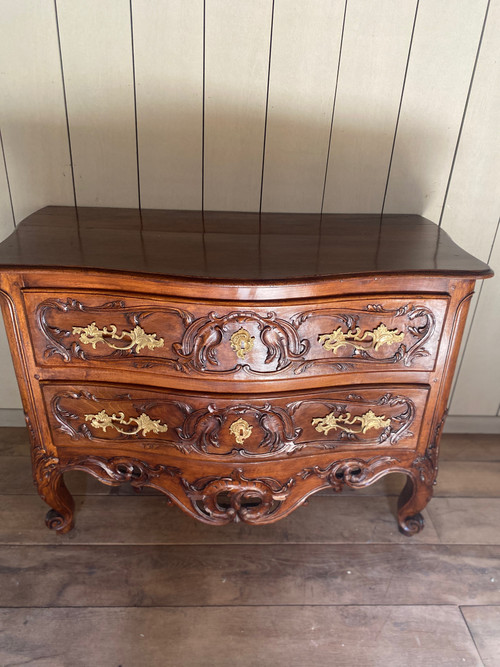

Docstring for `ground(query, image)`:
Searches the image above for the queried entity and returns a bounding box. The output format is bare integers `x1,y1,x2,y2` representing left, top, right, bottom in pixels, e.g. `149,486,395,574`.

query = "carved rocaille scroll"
48,388,419,458
34,297,441,376
172,310,309,372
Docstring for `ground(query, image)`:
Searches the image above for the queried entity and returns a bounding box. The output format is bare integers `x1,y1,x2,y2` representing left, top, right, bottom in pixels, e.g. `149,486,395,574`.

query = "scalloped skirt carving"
50,452,409,527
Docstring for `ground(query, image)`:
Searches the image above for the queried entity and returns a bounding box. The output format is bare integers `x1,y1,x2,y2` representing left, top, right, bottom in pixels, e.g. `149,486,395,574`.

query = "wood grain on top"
0,206,492,281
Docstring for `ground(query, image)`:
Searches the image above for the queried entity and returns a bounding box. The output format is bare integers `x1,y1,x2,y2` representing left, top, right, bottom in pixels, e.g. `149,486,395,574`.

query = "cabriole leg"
32,447,75,533
40,472,75,533
397,471,433,536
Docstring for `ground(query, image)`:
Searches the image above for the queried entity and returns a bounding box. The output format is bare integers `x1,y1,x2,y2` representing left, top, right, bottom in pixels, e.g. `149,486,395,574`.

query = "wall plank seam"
449,216,500,409
202,0,206,215
258,0,276,215
380,0,420,217
53,0,77,211
0,130,16,229
437,0,491,229
129,0,142,210
320,0,348,216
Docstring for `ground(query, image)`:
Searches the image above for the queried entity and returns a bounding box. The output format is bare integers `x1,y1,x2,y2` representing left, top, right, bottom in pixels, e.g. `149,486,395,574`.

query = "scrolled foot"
397,471,432,537
45,508,74,534
398,512,424,536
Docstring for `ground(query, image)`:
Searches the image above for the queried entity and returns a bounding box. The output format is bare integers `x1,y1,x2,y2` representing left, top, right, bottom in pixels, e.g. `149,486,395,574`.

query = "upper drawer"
24,290,448,380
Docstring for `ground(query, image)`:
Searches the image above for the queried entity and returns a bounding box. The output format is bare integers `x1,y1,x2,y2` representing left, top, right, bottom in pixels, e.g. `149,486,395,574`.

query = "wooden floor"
0,429,499,666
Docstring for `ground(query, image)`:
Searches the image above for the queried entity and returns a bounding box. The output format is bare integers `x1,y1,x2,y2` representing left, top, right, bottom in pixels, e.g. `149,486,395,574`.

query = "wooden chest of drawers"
0,207,492,535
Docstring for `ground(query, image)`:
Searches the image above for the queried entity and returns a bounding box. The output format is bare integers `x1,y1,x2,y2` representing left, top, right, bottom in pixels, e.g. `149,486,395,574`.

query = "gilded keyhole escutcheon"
229,418,253,445
230,327,255,360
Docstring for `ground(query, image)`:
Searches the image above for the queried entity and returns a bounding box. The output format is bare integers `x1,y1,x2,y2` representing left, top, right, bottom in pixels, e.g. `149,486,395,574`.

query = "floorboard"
461,605,500,666
0,543,498,608
0,606,483,667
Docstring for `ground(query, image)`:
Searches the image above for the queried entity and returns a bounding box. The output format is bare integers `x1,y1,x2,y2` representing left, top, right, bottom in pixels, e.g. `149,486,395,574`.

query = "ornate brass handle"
318,323,404,353
312,409,391,435
85,410,168,437
72,322,164,353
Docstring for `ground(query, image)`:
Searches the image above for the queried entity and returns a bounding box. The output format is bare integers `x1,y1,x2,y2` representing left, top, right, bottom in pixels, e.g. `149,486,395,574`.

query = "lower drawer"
42,383,429,459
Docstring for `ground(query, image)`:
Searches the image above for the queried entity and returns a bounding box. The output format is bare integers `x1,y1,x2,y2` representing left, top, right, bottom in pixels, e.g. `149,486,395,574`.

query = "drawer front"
26,290,448,380
43,383,429,457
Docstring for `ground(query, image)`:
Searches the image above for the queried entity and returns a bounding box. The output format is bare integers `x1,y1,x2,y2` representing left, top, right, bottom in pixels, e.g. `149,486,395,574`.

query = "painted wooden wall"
0,0,498,431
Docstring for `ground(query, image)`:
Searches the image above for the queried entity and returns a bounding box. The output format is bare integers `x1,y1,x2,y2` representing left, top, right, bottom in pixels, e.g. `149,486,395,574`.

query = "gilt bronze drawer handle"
230,327,255,360
84,410,168,437
318,323,404,354
72,322,164,353
312,409,391,436
229,418,253,444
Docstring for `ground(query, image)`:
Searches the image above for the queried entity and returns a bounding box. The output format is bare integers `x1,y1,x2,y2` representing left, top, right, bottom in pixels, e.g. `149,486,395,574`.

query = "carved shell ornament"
72,322,164,353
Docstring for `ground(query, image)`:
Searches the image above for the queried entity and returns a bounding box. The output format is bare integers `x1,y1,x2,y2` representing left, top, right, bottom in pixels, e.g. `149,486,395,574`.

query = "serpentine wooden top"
0,206,492,281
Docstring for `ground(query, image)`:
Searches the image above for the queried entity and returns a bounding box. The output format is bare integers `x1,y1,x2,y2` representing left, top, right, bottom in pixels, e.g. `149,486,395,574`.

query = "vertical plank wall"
0,0,498,430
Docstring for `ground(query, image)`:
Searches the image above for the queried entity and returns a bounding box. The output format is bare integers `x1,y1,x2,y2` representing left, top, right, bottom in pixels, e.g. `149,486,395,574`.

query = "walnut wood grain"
0,207,493,535
0,206,492,280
